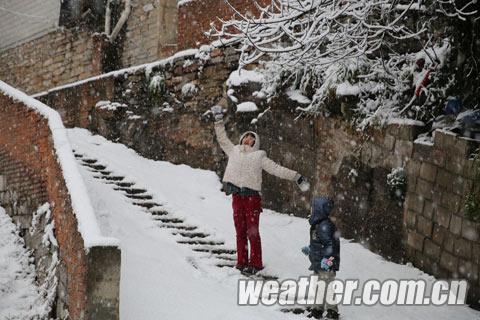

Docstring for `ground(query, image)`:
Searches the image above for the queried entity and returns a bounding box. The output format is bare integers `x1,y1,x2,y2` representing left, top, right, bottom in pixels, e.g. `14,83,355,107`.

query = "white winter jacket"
215,120,298,192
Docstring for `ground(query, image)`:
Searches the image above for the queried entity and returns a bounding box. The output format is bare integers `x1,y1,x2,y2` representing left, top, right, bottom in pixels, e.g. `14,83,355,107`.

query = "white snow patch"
96,100,127,111
336,82,361,96
0,81,118,248
415,135,434,146
236,101,258,112
181,82,198,97
0,206,46,318
387,118,425,127
227,69,265,87
178,0,195,6
286,89,311,104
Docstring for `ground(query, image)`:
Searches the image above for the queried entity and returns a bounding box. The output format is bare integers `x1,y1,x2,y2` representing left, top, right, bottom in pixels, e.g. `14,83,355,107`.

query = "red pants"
232,194,263,269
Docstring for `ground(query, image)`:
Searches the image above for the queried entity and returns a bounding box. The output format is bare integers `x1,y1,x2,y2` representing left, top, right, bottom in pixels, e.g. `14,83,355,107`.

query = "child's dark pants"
232,194,263,269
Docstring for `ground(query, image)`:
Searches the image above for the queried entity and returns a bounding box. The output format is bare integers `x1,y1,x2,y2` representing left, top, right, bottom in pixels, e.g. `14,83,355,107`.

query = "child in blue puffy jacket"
302,196,340,320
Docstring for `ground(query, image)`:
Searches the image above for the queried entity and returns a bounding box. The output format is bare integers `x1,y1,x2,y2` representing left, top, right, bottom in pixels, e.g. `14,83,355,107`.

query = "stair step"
113,182,136,188
126,194,153,200
177,239,224,246
114,188,147,194
149,210,168,216
82,159,98,164
154,217,184,224
132,202,160,209
216,263,236,268
193,248,236,255
215,255,237,261
97,175,124,181
159,225,197,231
85,164,107,170
211,248,236,255
178,232,209,239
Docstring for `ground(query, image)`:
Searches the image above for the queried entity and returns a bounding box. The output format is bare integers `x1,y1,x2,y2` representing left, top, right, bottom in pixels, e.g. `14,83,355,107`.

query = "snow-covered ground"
0,207,45,319
67,128,480,320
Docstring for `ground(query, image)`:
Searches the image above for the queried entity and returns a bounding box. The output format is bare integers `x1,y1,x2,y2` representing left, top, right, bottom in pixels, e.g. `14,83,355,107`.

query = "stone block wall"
404,130,480,304
0,90,120,320
37,46,240,170
35,46,424,263
121,0,178,67
33,45,480,305
322,120,426,262
0,29,105,95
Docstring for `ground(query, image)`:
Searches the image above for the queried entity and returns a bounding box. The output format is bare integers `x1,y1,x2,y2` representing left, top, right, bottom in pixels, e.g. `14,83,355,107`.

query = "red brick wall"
177,0,270,49
0,29,104,95
0,93,89,319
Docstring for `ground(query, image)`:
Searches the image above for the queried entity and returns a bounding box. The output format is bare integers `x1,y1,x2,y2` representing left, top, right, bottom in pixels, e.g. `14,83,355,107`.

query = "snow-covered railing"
0,80,119,249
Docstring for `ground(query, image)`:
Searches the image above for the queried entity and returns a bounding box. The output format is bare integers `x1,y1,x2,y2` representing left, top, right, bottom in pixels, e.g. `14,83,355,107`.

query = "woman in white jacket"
212,106,309,274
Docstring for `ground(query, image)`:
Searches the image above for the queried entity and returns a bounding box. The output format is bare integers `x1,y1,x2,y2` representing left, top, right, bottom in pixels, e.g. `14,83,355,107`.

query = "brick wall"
405,130,480,304
177,0,270,49
0,88,120,320
0,29,104,95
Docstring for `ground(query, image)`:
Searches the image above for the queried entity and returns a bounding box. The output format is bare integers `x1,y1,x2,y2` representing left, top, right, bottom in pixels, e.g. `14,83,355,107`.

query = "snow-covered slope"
0,207,46,319
67,128,480,320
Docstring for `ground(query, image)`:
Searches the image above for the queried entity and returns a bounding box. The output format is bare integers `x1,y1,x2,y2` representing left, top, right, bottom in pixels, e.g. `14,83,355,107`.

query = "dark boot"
242,266,264,275
325,309,339,320
307,308,323,319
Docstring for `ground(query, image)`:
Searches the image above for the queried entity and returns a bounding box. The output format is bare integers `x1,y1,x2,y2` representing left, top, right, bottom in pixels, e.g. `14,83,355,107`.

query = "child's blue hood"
309,196,334,225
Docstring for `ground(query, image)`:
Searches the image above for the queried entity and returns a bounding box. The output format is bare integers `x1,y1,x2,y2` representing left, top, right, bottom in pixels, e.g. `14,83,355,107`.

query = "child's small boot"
307,308,323,319
325,309,339,319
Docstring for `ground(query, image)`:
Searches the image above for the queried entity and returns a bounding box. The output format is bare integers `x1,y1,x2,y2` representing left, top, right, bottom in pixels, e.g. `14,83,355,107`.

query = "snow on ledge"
387,118,425,127
0,81,119,249
32,48,200,98
227,69,265,87
236,101,258,113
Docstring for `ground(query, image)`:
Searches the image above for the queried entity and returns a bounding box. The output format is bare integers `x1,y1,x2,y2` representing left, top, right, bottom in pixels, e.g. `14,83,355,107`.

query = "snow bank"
236,101,258,112
0,206,46,318
0,81,119,249
227,69,265,87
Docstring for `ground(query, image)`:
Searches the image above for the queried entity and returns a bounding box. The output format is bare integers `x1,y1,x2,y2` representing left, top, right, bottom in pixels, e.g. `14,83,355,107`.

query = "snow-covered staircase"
73,151,279,278
66,128,480,320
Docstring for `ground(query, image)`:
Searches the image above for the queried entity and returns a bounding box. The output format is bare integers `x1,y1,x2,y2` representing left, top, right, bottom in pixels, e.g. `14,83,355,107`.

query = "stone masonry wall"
0,1,269,95
0,29,104,95
34,46,480,305
0,91,120,320
404,130,480,305
37,46,419,263
121,0,178,67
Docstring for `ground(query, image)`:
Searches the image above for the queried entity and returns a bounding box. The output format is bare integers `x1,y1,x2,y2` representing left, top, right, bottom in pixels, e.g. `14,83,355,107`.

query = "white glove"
210,105,224,121
295,174,310,192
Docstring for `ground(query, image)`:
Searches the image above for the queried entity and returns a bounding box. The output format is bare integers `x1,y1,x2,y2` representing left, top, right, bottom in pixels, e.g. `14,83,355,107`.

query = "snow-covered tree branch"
210,0,479,129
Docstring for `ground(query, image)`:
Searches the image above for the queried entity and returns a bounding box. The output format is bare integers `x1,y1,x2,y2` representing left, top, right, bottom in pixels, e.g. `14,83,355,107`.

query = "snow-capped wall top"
0,81,119,249
32,48,200,98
